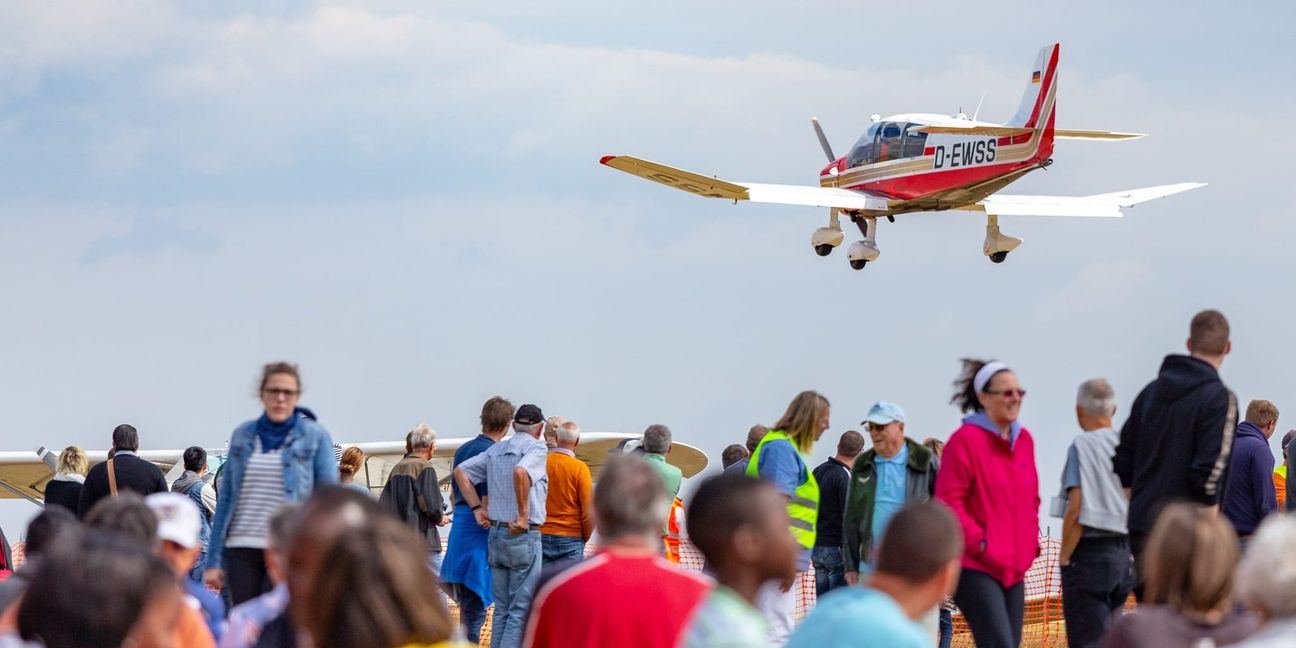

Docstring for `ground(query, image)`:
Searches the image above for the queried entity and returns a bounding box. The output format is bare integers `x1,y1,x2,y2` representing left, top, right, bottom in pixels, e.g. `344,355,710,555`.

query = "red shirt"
522,550,710,648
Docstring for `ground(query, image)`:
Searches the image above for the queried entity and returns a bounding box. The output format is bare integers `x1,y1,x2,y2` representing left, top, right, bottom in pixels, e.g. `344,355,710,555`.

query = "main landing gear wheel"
850,259,868,270
989,251,1009,264
815,244,834,257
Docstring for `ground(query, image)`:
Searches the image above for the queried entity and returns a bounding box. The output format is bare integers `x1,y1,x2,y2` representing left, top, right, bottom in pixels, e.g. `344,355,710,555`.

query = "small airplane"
0,433,710,506
600,43,1204,270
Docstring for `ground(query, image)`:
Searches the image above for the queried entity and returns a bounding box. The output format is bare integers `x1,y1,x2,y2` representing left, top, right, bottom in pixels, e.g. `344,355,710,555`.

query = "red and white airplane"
601,43,1203,270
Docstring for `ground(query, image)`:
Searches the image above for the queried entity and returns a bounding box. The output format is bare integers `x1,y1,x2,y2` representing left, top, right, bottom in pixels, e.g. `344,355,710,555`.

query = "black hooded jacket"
1113,355,1237,534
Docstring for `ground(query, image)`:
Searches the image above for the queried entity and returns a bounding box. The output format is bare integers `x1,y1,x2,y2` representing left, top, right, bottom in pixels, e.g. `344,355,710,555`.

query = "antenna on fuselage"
972,88,988,121
811,118,836,162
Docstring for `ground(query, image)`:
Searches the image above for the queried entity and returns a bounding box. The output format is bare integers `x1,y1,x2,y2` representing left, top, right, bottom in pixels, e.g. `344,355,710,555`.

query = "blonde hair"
339,447,365,477
772,391,830,454
57,446,88,476
1245,400,1280,428
1143,503,1239,618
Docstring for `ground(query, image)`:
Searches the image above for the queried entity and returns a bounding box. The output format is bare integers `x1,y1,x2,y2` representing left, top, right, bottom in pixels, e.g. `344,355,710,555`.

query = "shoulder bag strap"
107,458,118,497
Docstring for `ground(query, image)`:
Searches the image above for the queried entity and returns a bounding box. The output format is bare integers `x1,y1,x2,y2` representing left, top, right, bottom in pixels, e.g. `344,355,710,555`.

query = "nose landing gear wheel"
850,259,868,270
989,251,1009,264
815,244,834,257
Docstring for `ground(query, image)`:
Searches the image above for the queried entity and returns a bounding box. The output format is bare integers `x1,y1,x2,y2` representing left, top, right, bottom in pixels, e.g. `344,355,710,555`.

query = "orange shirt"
540,450,594,540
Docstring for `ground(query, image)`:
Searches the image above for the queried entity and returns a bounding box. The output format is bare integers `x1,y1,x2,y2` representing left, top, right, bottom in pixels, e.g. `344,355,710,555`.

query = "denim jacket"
207,416,338,571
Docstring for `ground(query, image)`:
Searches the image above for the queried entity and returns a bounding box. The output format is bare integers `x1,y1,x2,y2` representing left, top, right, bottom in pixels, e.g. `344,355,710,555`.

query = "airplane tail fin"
1007,44,1059,129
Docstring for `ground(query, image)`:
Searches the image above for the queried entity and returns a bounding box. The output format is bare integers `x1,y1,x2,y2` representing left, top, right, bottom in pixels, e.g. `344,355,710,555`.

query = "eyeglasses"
866,422,891,432
984,389,1027,399
263,388,300,399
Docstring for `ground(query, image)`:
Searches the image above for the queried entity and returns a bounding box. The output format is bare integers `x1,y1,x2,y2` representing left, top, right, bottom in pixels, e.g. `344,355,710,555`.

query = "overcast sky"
2,0,1293,536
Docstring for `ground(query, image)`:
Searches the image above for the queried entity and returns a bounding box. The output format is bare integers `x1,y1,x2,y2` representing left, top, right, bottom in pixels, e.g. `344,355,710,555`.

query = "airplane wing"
600,155,892,211
972,182,1206,217
910,125,1144,141
0,448,184,504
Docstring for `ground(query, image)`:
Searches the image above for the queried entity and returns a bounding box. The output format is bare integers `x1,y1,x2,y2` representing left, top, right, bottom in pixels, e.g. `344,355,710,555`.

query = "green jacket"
842,438,938,572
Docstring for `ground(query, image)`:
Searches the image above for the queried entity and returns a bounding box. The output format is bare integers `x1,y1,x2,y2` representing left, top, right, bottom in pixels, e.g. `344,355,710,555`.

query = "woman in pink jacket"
936,359,1040,648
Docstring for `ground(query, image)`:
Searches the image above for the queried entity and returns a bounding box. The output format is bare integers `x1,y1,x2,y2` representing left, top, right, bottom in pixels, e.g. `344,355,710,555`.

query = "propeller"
811,118,836,162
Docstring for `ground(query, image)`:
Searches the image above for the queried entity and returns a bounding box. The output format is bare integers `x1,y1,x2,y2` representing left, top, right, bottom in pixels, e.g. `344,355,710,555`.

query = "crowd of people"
2,308,1295,647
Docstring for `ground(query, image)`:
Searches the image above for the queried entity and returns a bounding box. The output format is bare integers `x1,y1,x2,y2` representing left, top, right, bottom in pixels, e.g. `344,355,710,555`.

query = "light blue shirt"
755,438,812,571
866,444,908,570
458,432,549,526
787,587,929,648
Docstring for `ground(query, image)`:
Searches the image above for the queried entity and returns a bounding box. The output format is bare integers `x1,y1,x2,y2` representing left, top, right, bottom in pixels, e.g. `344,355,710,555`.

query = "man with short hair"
724,425,768,475
680,473,800,648
379,423,447,570
1114,309,1237,598
77,424,169,518
221,504,298,648
146,492,222,646
843,402,938,586
642,424,682,500
455,403,550,648
172,445,217,583
721,444,750,470
811,430,865,597
540,420,594,565
787,502,964,648
1055,378,1134,648
523,455,711,648
1222,400,1280,542
442,396,514,643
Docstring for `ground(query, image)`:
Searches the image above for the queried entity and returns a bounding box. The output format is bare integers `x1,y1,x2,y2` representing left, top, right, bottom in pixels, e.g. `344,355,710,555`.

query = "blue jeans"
1061,536,1134,648
487,527,542,648
938,606,953,648
811,546,847,598
541,534,585,565
451,583,488,643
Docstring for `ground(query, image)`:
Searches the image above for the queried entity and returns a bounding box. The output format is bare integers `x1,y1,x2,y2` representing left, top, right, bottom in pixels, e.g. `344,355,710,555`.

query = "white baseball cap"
146,492,202,549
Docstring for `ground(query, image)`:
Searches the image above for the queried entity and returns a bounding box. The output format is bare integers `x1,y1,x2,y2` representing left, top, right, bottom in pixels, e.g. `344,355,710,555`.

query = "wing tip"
599,155,617,166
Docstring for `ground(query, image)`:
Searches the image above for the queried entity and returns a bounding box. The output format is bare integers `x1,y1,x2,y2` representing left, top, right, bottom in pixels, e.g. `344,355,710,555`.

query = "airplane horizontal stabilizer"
599,155,891,211
974,182,1205,217
1053,129,1146,141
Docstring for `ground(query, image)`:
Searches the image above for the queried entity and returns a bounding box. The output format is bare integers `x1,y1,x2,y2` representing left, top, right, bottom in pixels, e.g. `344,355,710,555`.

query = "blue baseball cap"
862,401,906,425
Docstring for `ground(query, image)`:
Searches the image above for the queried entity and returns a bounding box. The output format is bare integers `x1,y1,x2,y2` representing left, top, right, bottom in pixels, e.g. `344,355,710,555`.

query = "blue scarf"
256,412,298,452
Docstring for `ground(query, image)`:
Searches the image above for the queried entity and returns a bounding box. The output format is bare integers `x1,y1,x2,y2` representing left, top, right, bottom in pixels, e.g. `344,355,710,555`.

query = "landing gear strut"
810,209,845,257
846,215,880,270
982,215,1022,264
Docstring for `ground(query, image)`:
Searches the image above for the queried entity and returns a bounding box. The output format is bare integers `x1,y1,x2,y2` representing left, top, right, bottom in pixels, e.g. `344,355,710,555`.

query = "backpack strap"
107,459,118,497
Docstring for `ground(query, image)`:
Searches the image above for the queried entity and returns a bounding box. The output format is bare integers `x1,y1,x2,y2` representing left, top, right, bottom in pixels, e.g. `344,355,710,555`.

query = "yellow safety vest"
747,429,819,550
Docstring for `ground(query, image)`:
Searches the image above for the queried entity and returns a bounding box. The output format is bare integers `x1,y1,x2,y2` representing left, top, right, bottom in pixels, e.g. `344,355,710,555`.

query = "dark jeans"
225,547,273,607
541,534,585,565
1129,530,1148,602
938,606,953,648
954,568,1025,648
811,546,847,598
1061,536,1135,648
450,583,488,643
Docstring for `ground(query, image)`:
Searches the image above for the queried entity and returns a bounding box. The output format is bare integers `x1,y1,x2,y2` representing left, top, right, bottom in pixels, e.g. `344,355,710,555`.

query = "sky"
2,0,1294,537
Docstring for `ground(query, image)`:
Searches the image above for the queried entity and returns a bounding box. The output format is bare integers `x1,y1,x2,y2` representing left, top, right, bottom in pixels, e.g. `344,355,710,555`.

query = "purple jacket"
1221,421,1277,535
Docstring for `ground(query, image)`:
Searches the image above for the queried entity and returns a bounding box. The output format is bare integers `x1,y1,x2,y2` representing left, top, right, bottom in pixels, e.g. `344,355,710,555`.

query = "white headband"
974,361,1010,394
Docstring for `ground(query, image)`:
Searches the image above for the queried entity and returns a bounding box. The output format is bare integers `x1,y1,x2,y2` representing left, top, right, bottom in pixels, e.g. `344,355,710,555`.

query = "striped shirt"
458,432,549,526
226,439,285,549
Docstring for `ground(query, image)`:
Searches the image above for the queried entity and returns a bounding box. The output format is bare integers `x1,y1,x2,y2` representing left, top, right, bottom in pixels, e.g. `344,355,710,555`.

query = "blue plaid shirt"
458,432,549,526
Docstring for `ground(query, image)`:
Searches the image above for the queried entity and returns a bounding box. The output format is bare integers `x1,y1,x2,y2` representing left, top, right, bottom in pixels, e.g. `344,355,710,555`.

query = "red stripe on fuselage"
843,159,1038,201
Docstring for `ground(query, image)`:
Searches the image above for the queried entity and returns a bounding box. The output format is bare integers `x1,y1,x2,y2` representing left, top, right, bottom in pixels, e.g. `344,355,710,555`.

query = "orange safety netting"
448,534,1105,647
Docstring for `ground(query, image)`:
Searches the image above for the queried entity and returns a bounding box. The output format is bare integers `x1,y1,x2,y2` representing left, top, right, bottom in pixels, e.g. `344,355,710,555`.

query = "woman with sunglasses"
204,362,338,606
935,359,1040,648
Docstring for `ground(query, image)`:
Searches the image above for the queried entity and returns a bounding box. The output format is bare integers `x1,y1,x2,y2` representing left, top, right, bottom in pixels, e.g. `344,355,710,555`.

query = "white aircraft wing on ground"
971,182,1206,218
600,155,892,211
0,433,710,503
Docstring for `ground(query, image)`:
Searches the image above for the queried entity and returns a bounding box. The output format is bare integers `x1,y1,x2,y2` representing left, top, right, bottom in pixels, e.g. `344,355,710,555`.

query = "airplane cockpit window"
900,124,928,158
846,123,881,168
847,122,927,168
876,122,904,162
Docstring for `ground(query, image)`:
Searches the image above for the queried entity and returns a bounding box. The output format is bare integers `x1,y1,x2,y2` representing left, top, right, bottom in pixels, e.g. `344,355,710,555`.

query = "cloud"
81,216,220,263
